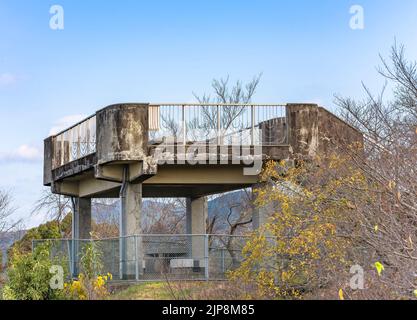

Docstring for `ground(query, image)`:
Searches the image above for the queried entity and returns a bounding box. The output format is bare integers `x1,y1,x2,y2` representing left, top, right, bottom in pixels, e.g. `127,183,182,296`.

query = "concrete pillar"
71,197,92,277
186,197,208,264
251,185,271,230
120,182,142,280
252,205,269,230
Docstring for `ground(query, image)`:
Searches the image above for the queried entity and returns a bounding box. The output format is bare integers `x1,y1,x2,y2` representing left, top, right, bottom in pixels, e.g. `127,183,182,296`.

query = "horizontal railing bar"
32,234,277,242
51,113,96,138
150,103,287,107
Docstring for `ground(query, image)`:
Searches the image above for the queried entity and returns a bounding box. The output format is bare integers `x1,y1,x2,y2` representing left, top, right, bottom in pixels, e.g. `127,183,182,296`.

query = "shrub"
2,244,67,300
65,241,112,300
229,158,363,299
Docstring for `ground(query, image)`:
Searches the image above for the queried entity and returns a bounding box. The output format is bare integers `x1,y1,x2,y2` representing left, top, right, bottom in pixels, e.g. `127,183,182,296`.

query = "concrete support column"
71,197,92,277
252,205,269,230
120,181,142,280
251,185,270,230
186,197,208,264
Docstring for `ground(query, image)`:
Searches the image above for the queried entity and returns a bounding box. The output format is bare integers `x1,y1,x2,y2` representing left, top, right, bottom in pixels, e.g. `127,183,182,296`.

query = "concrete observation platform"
43,103,362,279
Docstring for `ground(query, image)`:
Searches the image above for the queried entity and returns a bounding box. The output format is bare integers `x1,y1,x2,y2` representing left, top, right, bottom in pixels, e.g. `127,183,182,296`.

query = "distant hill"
208,190,250,233
0,230,26,265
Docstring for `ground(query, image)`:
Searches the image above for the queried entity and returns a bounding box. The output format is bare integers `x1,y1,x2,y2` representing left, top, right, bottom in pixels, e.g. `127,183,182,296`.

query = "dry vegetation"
227,43,417,300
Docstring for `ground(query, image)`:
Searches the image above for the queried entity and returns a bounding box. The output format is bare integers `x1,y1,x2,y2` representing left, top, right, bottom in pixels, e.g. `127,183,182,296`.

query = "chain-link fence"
32,234,254,282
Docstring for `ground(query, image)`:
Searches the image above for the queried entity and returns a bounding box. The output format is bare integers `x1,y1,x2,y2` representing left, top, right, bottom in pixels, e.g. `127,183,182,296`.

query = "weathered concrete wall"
317,107,364,154
52,153,96,182
43,137,53,186
286,104,363,159
96,104,149,165
287,104,320,159
260,117,287,145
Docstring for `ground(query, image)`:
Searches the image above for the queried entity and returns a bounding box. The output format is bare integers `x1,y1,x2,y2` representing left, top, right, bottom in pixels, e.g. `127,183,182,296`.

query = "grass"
110,281,244,300
0,271,6,300
111,282,173,300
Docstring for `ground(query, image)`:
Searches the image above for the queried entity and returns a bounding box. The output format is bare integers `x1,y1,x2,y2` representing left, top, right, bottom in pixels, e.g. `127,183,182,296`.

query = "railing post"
205,234,209,281
60,136,64,167
182,105,186,145
251,105,255,145
76,125,81,159
217,105,221,145
86,119,90,155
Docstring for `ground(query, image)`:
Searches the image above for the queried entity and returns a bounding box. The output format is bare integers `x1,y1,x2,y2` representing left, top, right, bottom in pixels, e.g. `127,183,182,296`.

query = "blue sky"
1,0,417,228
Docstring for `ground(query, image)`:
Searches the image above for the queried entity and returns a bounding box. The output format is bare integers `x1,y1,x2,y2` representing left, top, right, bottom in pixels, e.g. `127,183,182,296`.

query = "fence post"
70,239,77,278
205,234,209,281
135,235,139,281
221,249,225,275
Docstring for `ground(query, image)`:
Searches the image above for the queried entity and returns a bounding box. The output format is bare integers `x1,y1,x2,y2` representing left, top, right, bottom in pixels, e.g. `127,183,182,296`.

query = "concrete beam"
95,160,157,184
52,181,79,197
95,164,124,182
145,165,258,185
78,179,121,198
129,159,157,183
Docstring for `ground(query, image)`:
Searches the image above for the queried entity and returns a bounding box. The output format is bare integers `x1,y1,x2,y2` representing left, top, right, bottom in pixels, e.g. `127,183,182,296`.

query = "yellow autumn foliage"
229,155,370,299
65,272,112,300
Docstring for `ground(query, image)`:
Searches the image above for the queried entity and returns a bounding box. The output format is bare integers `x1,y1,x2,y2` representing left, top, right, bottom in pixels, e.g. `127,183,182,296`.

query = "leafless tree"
31,188,72,231
193,75,262,237
160,74,262,141
192,74,263,138
141,198,186,234
206,189,255,269
0,189,20,269
194,74,262,104
334,42,417,298
0,189,20,234
91,198,120,238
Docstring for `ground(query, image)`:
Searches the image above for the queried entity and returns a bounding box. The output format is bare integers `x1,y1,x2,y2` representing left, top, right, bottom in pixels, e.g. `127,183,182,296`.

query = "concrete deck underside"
54,165,259,198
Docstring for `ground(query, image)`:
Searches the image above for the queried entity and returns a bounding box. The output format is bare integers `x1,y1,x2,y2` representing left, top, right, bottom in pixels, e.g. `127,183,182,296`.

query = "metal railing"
52,115,96,169
32,234,253,282
149,104,288,147
50,104,288,169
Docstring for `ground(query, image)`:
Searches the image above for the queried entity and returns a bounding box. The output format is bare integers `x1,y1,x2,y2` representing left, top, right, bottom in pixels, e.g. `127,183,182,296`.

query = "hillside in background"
0,230,26,265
